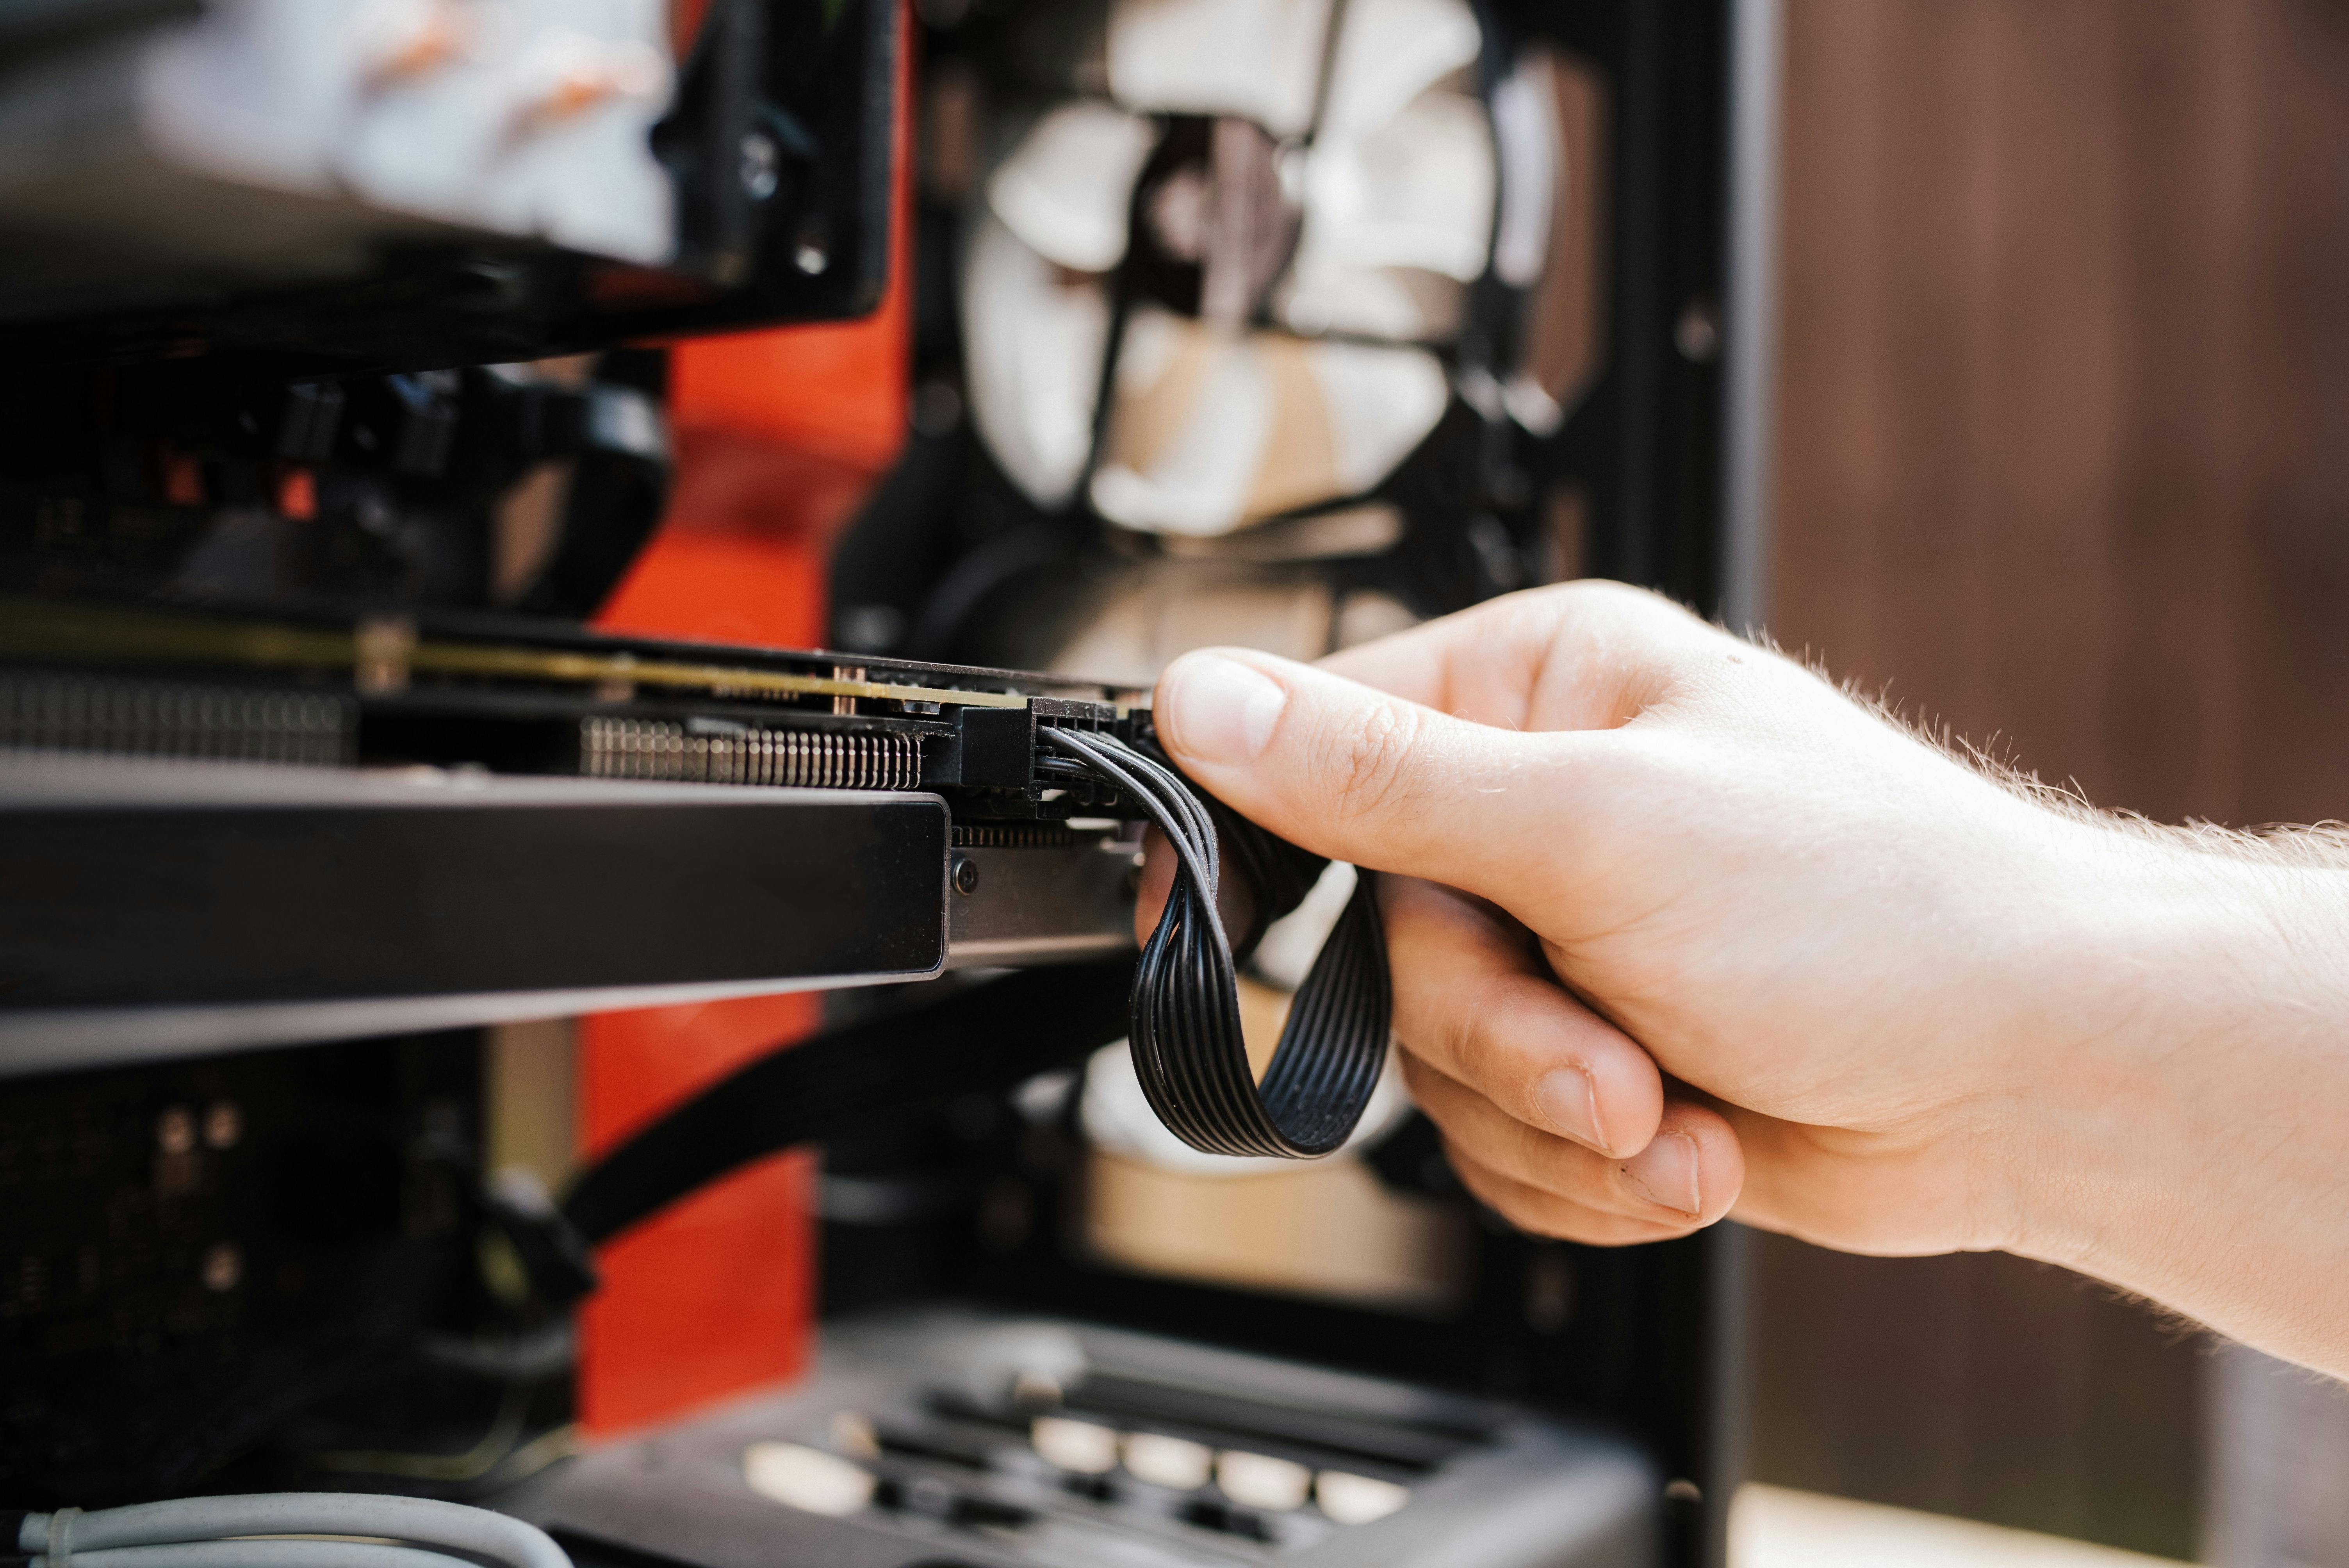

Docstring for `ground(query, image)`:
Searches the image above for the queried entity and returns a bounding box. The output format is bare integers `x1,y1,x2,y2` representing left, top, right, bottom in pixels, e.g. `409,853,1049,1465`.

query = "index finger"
1321,579,1719,734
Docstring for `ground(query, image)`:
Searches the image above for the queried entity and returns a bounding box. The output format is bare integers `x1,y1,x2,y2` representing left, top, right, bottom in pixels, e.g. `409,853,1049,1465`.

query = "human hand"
1146,581,2349,1376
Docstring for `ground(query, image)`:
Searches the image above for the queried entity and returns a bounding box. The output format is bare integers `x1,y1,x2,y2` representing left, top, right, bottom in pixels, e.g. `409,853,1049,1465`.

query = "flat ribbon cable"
1040,727,1392,1159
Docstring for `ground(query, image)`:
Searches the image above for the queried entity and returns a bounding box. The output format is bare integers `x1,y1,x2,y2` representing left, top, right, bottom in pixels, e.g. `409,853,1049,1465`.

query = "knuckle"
1448,986,1550,1104
1456,1000,1513,1070
1445,998,1504,1075
1431,1000,1498,1084
1326,700,1424,829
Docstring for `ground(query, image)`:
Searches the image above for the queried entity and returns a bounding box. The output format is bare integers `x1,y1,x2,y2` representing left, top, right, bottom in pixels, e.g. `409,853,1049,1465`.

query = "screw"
952,856,980,896
156,1106,195,1156
201,1242,242,1293
740,130,781,200
1674,296,1720,363
793,219,831,276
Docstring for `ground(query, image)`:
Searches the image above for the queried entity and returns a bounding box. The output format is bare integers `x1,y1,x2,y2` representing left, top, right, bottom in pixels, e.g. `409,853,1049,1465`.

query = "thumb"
1152,647,1586,906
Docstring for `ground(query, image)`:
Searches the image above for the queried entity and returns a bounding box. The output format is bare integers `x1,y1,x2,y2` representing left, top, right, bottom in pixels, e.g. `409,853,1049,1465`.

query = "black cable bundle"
1039,727,1391,1158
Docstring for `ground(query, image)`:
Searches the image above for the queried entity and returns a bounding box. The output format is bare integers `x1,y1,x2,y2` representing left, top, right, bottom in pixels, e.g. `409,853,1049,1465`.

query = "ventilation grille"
0,672,352,766
581,718,923,790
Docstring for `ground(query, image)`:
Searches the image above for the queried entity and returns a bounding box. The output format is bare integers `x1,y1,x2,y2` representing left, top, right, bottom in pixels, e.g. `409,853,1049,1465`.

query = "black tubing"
562,959,1136,1246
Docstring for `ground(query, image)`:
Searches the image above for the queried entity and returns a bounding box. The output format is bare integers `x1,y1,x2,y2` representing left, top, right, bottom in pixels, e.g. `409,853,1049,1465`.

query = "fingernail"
1534,1066,1608,1153
1620,1133,1701,1217
1162,653,1287,764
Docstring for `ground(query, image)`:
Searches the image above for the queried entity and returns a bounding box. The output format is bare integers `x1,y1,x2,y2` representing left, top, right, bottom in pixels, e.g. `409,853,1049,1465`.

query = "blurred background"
1756,2,2349,1564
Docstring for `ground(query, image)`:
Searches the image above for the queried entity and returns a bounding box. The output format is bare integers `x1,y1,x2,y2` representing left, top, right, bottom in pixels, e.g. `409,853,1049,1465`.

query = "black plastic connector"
940,706,1035,789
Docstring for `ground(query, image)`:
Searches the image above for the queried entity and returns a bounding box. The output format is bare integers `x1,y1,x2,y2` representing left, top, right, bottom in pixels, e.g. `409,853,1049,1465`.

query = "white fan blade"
1297,88,1494,282
986,100,1158,274
1318,0,1484,141
1274,255,1465,343
1091,309,1274,536
1107,0,1333,137
962,214,1110,508
1305,337,1450,496
1090,311,1448,537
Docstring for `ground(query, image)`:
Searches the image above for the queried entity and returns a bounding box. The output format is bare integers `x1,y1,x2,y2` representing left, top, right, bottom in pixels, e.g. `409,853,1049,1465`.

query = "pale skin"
1138,580,2349,1381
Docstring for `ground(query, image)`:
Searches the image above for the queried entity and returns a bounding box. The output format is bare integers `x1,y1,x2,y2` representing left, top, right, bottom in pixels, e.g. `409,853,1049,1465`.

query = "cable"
561,958,1137,1247
308,1383,531,1482
37,1543,476,1568
19,1496,569,1568
478,1421,583,1490
304,1378,581,1494
1039,726,1391,1158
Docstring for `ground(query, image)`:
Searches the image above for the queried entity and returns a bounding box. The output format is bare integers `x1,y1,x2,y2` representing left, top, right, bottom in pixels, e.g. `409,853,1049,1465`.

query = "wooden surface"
1752,0,2349,1557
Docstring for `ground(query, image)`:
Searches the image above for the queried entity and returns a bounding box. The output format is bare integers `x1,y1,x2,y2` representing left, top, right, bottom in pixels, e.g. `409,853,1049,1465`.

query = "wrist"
2000,823,2349,1369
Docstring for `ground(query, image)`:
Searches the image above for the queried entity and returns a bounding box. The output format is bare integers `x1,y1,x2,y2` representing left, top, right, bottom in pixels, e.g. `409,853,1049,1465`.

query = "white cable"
33,1543,476,1568
18,1497,568,1568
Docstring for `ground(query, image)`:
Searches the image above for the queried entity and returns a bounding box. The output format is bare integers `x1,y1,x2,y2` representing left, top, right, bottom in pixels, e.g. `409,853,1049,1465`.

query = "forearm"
2005,829,2349,1376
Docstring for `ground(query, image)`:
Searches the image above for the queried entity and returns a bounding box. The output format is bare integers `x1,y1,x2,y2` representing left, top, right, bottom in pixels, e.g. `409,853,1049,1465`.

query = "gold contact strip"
0,599,1039,711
